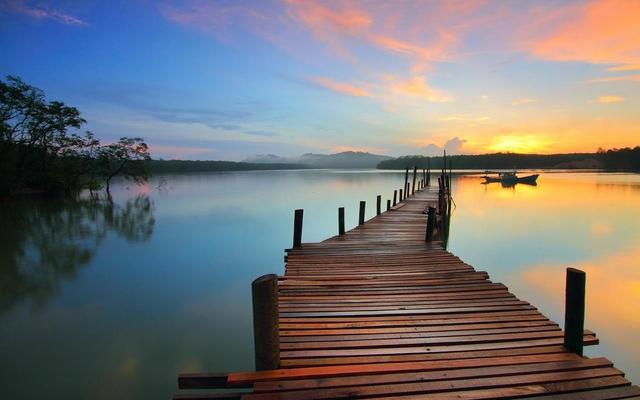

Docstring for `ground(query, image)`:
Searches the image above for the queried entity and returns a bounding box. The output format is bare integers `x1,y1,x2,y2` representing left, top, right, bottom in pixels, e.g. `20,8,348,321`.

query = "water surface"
1,170,638,398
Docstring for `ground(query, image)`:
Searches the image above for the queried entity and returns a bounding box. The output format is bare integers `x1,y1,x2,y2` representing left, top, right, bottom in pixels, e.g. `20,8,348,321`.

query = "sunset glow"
1,0,638,159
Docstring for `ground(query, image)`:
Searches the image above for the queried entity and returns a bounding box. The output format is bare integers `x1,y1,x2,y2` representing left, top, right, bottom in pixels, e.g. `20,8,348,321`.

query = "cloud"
1,0,88,26
528,0,640,66
583,75,640,84
596,95,624,104
606,64,640,72
512,98,536,106
309,77,370,97
391,76,451,102
422,137,468,156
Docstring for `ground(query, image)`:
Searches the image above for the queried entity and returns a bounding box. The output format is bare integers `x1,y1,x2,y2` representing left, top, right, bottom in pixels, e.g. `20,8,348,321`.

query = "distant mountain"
243,151,392,169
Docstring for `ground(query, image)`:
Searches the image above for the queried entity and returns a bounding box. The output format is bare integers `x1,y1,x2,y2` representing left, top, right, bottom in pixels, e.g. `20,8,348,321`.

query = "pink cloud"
310,77,370,97
583,75,640,84
529,0,640,65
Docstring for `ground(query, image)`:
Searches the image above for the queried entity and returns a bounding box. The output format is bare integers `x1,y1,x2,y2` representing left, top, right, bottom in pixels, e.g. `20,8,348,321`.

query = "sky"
1,0,639,160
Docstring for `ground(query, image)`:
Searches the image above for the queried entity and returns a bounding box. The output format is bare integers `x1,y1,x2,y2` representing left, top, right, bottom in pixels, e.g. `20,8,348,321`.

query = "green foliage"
98,137,151,194
377,149,640,171
0,76,151,196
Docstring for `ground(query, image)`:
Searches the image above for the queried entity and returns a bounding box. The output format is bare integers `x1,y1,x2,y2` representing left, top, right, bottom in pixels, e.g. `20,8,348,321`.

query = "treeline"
377,148,640,171
596,147,640,170
1,76,150,196
148,159,310,173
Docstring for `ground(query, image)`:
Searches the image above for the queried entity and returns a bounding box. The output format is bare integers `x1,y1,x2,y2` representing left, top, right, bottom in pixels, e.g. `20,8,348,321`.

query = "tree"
1,76,87,193
0,76,153,196
98,137,151,196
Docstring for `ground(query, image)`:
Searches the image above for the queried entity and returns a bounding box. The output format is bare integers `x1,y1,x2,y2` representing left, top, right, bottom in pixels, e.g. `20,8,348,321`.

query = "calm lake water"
1,170,638,398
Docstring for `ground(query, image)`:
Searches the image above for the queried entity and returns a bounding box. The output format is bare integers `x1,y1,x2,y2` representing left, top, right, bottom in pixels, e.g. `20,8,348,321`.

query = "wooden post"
292,209,303,248
404,167,409,198
376,195,381,215
405,182,410,198
393,190,397,205
399,188,403,202
338,207,345,235
425,206,436,241
412,166,417,195
252,274,279,371
427,159,431,186
386,199,391,211
564,268,586,356
358,201,366,225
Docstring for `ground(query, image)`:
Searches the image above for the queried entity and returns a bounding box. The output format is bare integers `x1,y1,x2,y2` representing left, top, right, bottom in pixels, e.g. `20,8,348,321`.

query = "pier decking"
176,184,639,399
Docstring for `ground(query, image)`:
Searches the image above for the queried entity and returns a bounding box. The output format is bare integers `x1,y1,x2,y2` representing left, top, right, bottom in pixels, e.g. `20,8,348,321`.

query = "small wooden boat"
483,171,539,186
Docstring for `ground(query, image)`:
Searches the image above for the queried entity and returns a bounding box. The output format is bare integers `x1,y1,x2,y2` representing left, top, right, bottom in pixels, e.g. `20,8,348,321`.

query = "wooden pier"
176,172,639,400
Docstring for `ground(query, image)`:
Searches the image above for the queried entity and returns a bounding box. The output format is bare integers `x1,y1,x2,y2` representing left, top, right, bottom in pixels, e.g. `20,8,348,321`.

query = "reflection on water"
0,170,638,398
447,172,640,383
0,196,155,314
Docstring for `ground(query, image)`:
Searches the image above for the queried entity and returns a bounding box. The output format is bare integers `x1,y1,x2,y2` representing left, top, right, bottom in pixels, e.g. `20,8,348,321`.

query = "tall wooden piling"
376,195,381,215
399,189,403,202
358,201,366,225
427,158,431,186
292,209,303,248
564,268,586,356
425,206,436,241
338,207,345,235
386,199,391,211
412,166,417,195
393,190,397,206
251,274,279,371
404,168,409,198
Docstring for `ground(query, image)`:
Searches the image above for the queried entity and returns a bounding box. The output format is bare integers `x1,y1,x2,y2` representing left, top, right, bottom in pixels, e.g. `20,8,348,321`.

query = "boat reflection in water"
483,171,539,187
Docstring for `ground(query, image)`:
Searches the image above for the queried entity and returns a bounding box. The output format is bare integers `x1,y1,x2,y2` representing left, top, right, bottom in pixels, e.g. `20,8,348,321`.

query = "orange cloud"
596,95,624,104
530,0,640,65
583,75,640,84
391,76,451,102
606,64,640,72
310,77,370,97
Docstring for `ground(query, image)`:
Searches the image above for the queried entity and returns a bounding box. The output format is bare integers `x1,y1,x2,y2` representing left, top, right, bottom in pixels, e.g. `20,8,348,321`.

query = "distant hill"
244,151,392,168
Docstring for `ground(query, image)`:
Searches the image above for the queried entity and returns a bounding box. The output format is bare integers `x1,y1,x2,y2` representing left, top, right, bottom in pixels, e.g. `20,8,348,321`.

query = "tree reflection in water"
0,196,155,314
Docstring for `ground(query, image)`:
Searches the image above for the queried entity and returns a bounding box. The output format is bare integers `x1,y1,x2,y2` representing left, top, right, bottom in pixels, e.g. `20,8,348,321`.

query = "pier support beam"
338,207,345,235
399,189,403,202
564,268,586,356
292,209,303,248
425,206,436,241
386,199,391,211
412,166,417,195
359,201,366,225
376,195,381,216
252,274,279,371
393,190,397,206
404,168,409,199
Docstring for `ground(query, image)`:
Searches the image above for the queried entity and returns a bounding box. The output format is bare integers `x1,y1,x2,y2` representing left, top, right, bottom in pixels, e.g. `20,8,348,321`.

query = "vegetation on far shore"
376,148,640,171
148,159,310,174
1,76,150,197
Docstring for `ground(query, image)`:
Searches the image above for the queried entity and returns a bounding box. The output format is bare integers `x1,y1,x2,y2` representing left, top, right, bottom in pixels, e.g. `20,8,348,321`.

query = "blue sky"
1,0,638,160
